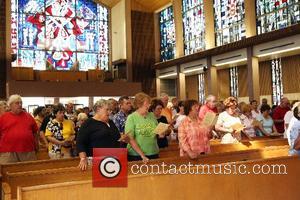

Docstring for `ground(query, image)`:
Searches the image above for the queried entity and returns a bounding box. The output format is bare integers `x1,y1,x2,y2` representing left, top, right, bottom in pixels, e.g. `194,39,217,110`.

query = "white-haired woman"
77,100,125,171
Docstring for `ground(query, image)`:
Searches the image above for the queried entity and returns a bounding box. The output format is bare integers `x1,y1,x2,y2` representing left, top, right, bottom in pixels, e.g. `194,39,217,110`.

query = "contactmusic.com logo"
92,148,128,187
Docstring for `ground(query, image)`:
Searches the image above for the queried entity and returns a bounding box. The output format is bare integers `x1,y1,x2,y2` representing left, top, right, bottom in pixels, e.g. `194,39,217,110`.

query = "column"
247,47,260,101
245,0,257,37
203,0,215,49
176,65,186,100
172,0,184,58
206,57,218,97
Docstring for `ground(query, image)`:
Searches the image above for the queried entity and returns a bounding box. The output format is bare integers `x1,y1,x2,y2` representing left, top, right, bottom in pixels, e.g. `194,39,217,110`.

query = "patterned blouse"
113,110,127,133
178,117,210,157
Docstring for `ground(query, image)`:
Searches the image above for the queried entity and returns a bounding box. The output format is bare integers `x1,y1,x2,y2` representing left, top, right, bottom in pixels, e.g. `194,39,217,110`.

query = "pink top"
178,117,210,157
198,104,218,121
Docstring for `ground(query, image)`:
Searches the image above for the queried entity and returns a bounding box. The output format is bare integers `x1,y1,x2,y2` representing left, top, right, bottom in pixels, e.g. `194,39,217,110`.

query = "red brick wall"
0,0,6,99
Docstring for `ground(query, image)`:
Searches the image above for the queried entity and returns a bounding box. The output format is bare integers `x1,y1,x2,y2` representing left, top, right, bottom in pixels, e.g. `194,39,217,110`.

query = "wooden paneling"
217,68,230,100
131,11,156,96
281,55,300,94
87,70,105,82
185,75,198,100
204,73,209,97
7,81,142,97
238,65,248,97
259,61,272,95
0,0,6,98
36,71,87,82
11,67,34,81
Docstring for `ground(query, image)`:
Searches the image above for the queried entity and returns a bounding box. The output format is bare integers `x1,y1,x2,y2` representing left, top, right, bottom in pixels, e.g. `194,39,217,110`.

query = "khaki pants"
0,152,37,164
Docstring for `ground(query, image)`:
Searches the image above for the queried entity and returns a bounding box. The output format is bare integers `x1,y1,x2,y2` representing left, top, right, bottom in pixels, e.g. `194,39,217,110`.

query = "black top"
40,114,54,132
157,116,169,148
76,118,121,157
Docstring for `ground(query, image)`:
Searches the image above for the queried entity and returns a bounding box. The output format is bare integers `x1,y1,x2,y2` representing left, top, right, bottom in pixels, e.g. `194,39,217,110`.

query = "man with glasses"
0,94,38,164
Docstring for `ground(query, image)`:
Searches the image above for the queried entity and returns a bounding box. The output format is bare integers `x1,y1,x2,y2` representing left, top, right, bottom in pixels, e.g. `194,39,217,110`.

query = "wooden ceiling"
97,0,171,12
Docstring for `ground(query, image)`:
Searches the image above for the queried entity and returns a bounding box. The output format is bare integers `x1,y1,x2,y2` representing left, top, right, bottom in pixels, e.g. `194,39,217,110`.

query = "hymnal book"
154,122,169,136
202,112,218,127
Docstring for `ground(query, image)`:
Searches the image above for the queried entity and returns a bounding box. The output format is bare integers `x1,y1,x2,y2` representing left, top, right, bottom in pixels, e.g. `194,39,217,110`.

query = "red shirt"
198,104,218,121
0,111,38,152
272,106,290,133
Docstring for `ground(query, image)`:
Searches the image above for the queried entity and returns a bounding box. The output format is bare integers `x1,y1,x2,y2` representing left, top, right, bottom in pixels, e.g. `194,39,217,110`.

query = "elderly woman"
125,92,159,162
178,100,211,159
215,97,243,144
0,100,8,116
77,100,123,170
288,104,300,156
45,104,75,159
239,104,257,138
256,104,277,136
149,99,171,148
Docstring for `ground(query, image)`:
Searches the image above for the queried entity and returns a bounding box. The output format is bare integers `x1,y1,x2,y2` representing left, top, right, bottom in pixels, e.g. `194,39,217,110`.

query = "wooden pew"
2,145,290,199
0,138,288,180
16,155,299,200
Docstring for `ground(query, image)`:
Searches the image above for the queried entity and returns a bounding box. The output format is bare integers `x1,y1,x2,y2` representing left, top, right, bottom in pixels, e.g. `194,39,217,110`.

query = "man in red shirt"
0,94,38,164
198,95,218,121
272,97,290,133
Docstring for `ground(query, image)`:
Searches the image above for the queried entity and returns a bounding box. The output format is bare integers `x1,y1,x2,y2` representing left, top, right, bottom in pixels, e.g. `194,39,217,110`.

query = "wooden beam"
206,57,218,97
203,0,215,49
245,0,257,37
125,0,133,81
172,0,184,58
247,47,260,102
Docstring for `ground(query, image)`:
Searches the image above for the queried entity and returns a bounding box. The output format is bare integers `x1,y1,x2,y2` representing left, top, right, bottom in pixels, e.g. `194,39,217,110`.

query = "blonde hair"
77,113,88,121
7,94,22,106
223,96,238,108
134,92,151,109
93,99,109,112
241,104,252,114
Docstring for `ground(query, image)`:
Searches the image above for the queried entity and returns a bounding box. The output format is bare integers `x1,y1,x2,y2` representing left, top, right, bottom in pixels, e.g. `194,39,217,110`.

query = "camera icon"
99,156,122,179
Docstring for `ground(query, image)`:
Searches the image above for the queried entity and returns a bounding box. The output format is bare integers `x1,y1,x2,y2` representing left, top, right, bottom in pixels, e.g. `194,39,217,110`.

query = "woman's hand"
187,150,198,159
141,155,149,163
78,157,88,171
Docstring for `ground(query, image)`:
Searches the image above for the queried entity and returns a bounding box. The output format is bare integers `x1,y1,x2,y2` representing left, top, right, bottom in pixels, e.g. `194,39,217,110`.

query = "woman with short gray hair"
77,99,126,171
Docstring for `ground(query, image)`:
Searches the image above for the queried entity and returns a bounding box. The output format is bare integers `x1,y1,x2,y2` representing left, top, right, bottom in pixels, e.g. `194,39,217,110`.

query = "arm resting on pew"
128,135,149,163
78,152,88,171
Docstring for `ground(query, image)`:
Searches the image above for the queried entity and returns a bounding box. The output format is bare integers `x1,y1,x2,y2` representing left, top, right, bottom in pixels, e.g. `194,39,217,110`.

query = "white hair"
160,93,169,98
93,99,109,112
77,113,88,121
205,95,216,103
7,94,22,106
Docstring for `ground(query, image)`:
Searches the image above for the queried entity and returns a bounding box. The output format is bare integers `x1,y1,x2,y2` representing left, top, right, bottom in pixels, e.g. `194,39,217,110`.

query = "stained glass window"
256,0,300,34
230,67,239,97
11,0,109,71
214,0,246,46
271,58,283,105
198,73,205,104
182,0,205,55
159,6,176,61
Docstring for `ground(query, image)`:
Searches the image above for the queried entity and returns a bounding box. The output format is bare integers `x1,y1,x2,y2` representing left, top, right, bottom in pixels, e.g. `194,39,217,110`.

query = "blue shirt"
113,111,127,133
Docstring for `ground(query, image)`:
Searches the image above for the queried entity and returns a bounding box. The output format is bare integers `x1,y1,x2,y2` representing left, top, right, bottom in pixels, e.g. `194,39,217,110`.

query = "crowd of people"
0,93,299,169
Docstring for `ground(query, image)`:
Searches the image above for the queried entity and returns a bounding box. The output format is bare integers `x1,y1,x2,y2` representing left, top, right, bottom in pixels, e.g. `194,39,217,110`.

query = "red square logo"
92,148,128,187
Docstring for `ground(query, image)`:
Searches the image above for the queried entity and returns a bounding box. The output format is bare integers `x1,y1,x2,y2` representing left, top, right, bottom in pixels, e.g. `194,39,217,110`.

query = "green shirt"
125,112,159,156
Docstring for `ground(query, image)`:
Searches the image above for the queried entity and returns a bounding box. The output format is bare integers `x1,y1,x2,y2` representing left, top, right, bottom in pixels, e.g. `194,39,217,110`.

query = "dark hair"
52,103,65,115
260,104,271,113
118,96,130,104
293,106,300,120
176,101,184,113
33,106,45,117
183,100,199,115
149,99,164,112
250,100,257,105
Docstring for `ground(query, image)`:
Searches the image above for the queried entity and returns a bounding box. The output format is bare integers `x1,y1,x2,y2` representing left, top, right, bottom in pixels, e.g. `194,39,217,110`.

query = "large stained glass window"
214,0,246,46
256,0,300,34
182,0,205,55
159,6,175,61
11,0,109,71
271,58,283,105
